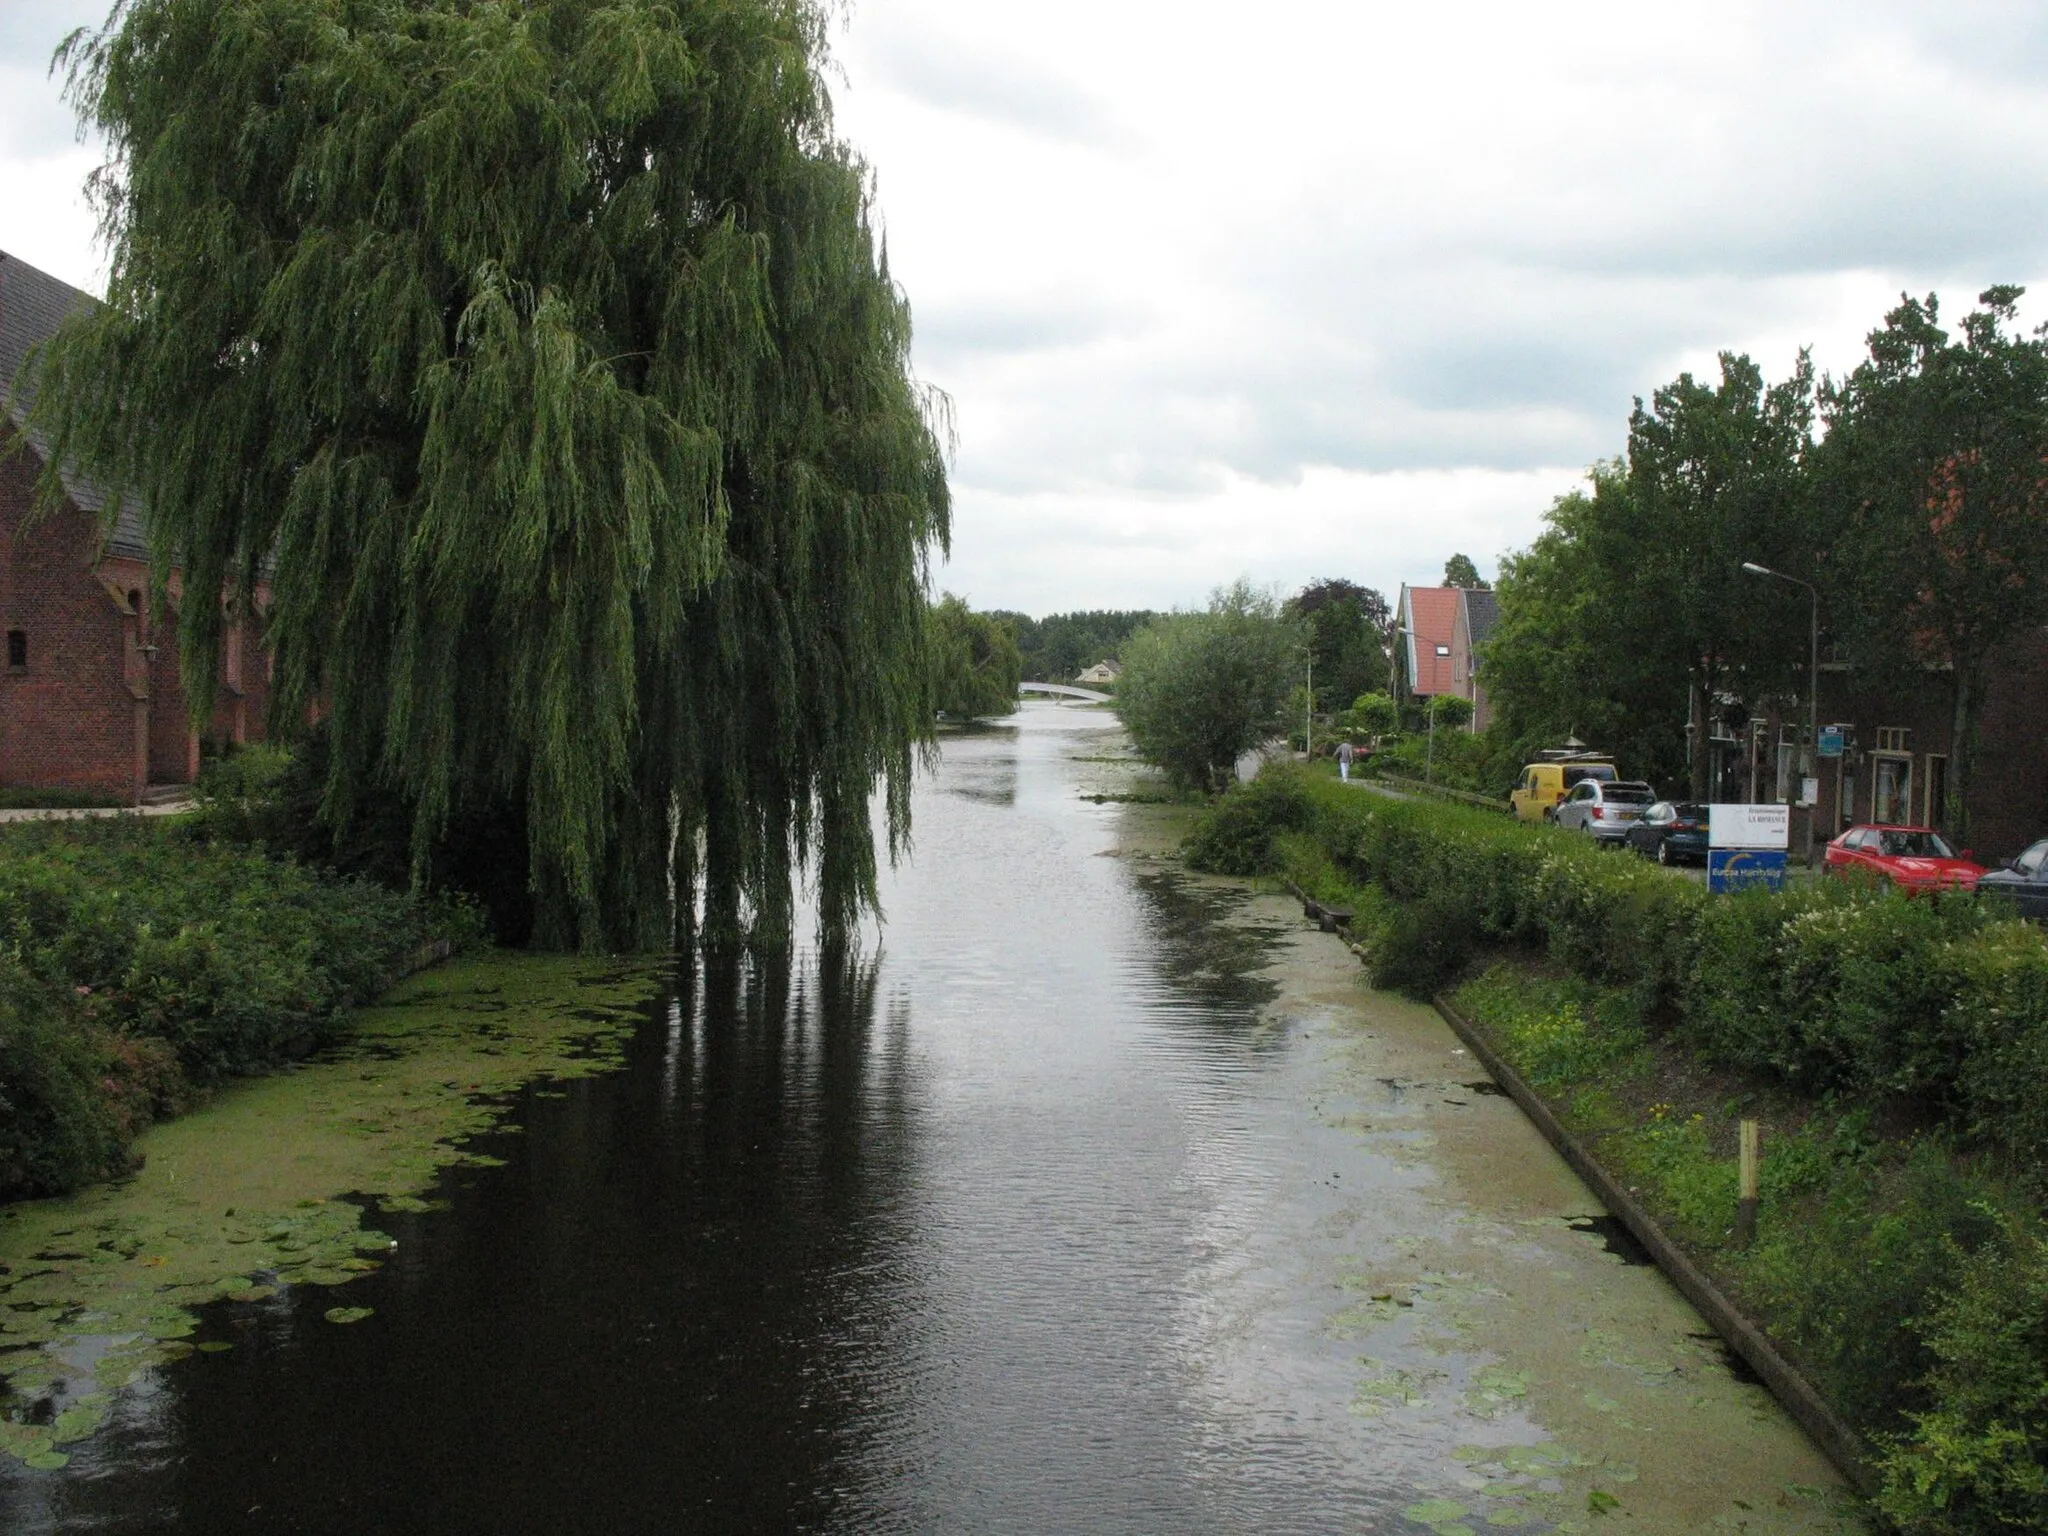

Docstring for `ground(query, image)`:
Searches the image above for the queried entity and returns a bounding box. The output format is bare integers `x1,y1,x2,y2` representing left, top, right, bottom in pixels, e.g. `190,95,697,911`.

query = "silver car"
1552,779,1656,843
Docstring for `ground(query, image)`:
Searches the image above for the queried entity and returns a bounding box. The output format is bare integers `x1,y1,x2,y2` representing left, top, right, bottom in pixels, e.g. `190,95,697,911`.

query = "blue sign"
1710,848,1788,893
1818,726,1845,758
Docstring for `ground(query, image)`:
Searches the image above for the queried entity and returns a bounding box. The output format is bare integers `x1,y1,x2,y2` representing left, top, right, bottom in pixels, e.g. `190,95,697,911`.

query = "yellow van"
1510,759,1618,822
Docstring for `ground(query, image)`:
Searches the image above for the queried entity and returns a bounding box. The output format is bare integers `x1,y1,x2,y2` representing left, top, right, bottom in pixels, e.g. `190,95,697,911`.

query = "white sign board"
1709,804,1790,850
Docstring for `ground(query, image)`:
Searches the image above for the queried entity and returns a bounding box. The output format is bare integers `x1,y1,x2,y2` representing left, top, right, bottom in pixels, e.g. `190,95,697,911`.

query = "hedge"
1192,768,2048,1172
0,816,478,1199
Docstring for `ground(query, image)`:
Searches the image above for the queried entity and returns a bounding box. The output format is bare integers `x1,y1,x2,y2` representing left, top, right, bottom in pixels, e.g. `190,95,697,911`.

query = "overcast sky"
8,2,2048,614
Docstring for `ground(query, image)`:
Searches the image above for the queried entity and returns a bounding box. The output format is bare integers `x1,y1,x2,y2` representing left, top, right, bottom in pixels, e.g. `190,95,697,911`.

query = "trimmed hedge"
1195,768,2048,1172
0,817,478,1199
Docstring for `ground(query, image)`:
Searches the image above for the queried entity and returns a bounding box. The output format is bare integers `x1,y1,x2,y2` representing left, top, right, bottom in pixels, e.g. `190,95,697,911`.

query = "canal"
1,702,1857,1533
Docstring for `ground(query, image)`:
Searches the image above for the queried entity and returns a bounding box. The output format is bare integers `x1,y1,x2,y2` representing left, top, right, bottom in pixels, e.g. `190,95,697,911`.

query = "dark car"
1977,837,2048,919
1625,801,1709,866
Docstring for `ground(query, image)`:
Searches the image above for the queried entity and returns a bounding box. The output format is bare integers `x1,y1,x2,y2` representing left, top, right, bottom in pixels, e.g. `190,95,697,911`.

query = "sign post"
1708,805,1790,893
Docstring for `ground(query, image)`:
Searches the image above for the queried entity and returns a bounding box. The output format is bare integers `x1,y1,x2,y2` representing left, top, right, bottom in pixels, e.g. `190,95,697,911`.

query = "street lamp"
1303,644,1313,762
1740,561,1819,864
1397,625,1436,785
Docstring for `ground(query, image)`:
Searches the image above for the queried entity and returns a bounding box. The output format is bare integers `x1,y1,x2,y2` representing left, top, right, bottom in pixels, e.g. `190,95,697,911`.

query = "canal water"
1,703,1857,1533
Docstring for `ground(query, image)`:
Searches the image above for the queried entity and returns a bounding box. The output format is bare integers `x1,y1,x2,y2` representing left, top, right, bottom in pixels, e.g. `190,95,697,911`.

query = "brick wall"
1813,634,2048,862
0,427,276,801
0,431,144,801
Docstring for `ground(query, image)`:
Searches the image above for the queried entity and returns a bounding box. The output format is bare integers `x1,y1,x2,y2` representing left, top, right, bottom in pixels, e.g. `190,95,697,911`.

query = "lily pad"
21,1448,70,1470
1407,1500,1471,1525
324,1306,374,1324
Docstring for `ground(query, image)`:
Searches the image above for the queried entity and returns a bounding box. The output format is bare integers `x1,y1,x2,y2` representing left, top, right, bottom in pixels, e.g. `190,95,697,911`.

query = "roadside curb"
1427,990,1877,1496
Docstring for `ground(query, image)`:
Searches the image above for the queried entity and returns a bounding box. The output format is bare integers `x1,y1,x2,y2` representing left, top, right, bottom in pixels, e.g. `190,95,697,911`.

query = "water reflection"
6,706,1431,1535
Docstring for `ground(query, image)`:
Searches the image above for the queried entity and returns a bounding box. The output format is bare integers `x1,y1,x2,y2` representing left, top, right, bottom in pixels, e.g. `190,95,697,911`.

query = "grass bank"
1187,767,2048,1536
0,815,481,1202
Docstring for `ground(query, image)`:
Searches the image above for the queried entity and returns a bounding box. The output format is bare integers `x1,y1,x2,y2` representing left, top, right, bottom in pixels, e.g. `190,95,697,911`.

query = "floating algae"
0,952,662,1469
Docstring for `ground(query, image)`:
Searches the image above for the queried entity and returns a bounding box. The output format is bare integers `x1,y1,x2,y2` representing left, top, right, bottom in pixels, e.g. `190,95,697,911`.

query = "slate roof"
1461,587,1500,651
0,249,147,559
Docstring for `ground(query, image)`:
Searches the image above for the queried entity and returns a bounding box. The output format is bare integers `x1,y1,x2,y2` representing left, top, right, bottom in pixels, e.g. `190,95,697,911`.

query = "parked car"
1624,801,1710,865
1822,824,1987,894
1976,837,2048,919
1510,759,1617,822
1553,779,1656,844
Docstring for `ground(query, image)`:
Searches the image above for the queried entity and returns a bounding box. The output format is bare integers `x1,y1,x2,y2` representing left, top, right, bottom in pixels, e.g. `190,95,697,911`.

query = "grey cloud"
860,19,1123,147
0,2,97,70
914,292,1142,360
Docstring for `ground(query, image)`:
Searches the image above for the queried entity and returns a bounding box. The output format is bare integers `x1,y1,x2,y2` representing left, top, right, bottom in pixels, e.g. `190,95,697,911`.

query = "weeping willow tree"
26,0,949,950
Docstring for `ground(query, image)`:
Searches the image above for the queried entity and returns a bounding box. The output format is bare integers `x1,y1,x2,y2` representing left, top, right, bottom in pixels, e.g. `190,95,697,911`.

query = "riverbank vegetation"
1465,288,2048,830
927,595,1022,721
1115,582,1300,792
29,0,949,952
1188,767,2048,1534
0,816,477,1202
0,950,661,1472
993,609,1157,683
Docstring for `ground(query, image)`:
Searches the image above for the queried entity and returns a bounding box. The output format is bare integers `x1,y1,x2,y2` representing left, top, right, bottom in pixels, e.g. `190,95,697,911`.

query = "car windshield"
1603,785,1653,804
1878,829,1956,858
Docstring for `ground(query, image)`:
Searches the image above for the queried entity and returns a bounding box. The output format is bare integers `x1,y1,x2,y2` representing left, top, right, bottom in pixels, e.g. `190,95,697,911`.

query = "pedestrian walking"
1337,740,1354,782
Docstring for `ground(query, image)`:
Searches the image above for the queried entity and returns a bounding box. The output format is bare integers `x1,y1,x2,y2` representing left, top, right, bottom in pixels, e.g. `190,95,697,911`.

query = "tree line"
1483,287,2048,841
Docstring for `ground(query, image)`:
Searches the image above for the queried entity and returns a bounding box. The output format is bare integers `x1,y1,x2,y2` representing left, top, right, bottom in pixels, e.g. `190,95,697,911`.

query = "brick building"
0,249,269,804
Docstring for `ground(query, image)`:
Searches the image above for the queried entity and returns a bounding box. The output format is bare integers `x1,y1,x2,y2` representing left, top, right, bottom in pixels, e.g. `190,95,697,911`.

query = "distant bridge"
1018,682,1111,703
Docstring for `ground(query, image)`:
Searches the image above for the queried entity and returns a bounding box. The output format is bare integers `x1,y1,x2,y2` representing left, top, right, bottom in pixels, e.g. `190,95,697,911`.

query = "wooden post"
1736,1119,1760,1247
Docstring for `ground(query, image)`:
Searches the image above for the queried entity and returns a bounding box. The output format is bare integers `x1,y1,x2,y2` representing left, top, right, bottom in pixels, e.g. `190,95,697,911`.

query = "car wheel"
1657,839,1673,867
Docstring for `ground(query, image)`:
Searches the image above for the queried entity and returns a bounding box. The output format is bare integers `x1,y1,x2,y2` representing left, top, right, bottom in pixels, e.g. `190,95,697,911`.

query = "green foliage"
927,595,1021,721
28,0,948,951
1285,578,1392,715
0,956,129,1199
1441,553,1488,589
1878,1213,2048,1534
1814,288,2048,846
0,817,473,1197
1115,581,1301,792
1339,691,1399,739
1199,761,2048,1519
1003,610,1157,682
1745,1141,2006,1435
1453,967,1648,1092
1183,768,1318,876
1480,471,1690,790
1480,347,1817,800
1428,694,1475,728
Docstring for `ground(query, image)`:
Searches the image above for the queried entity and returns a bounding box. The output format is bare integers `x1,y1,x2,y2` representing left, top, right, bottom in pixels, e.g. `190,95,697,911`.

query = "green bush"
0,956,126,1198
0,818,478,1198
1183,769,1319,876
1878,1214,2048,1534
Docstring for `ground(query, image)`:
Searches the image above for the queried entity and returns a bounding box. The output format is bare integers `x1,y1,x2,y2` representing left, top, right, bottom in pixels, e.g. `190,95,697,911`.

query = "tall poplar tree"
25,0,950,950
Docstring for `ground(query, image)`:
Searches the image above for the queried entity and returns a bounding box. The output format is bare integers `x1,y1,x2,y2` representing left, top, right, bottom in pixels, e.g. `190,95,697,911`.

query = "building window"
6,630,24,669
1434,643,1450,657
1876,725,1910,753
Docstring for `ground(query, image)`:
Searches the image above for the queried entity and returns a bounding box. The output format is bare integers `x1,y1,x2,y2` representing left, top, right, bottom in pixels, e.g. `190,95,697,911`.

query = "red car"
1823,824,1987,894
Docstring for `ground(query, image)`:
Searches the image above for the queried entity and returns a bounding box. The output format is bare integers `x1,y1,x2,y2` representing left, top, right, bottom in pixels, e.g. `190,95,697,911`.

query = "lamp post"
1304,646,1313,762
1740,561,1819,864
1397,625,1435,785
